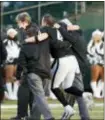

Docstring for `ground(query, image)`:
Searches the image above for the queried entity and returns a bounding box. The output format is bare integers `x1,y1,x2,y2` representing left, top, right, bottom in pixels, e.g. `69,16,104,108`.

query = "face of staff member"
16,12,32,30
15,12,48,43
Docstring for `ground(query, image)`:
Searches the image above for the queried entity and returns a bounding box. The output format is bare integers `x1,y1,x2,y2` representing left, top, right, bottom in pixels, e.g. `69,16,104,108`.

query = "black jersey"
0,39,7,66
40,26,73,59
58,26,89,75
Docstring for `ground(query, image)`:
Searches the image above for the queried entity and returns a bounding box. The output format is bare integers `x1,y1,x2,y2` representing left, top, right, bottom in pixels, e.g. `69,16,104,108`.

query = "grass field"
1,99,104,120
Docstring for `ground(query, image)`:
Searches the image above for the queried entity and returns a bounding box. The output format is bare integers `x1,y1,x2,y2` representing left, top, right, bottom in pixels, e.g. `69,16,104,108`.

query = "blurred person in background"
87,29,104,98
0,38,7,103
3,28,20,100
60,11,73,26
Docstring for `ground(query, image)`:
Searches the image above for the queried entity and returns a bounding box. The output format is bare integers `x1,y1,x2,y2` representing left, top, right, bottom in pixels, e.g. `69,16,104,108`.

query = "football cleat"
61,105,75,120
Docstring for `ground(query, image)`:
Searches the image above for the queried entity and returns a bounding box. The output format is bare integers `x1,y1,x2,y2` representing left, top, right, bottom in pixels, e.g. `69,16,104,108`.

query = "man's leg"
51,59,72,107
76,96,90,120
17,83,30,118
27,73,54,120
43,79,50,97
0,68,4,103
51,59,75,120
64,93,76,107
29,91,33,115
62,55,90,120
64,73,90,120
11,81,31,120
28,90,41,119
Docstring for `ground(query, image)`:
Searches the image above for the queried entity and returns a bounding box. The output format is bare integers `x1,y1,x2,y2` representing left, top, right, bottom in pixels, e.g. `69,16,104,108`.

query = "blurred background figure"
87,29,104,98
3,28,20,100
60,11,72,26
0,38,7,103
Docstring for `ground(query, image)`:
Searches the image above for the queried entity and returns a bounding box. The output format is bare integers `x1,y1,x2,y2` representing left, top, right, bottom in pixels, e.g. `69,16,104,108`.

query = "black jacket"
58,26,89,75
41,26,73,58
0,39,7,89
0,40,7,67
16,23,51,80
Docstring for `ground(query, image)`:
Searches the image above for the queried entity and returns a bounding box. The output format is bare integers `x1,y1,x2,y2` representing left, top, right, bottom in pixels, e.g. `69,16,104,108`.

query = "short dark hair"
42,14,56,27
15,12,31,23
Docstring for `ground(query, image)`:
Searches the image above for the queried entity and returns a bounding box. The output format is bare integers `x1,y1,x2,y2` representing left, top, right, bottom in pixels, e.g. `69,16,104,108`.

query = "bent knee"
64,87,83,97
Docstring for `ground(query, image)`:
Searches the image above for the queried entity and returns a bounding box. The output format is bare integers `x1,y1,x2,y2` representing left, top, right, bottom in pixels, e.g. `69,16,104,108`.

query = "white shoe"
61,105,75,120
91,82,102,98
83,92,94,110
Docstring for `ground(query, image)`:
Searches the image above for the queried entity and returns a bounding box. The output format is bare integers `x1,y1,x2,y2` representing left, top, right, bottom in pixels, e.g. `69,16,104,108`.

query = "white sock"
13,81,19,100
91,81,97,93
91,81,102,98
6,82,13,99
98,80,102,95
101,81,104,97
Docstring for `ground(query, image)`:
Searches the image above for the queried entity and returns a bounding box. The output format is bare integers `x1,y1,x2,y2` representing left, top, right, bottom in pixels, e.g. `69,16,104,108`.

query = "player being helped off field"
41,14,90,120
24,13,90,120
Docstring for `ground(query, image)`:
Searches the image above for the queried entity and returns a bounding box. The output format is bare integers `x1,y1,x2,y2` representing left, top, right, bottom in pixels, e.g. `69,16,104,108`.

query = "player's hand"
67,25,80,31
25,36,36,43
15,80,22,85
53,23,61,29
37,33,49,41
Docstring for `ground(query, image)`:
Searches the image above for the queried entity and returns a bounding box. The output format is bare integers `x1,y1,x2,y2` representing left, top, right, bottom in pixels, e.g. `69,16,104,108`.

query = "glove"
61,105,75,120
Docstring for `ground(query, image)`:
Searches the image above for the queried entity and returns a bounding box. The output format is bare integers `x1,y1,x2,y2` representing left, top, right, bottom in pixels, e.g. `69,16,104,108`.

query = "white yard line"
1,103,104,109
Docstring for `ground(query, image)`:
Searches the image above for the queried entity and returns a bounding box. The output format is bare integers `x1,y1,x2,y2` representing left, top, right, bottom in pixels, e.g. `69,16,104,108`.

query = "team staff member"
0,38,7,102
11,22,34,120
15,12,54,120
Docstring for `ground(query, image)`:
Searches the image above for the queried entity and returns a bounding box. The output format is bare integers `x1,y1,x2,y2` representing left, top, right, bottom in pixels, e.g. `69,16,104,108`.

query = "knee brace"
51,87,68,106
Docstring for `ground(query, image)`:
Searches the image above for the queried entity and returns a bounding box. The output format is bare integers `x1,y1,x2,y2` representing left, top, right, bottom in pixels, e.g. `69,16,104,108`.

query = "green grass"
1,99,104,120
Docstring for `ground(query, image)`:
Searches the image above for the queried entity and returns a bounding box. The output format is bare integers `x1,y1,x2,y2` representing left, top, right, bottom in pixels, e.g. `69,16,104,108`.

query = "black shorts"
6,58,18,65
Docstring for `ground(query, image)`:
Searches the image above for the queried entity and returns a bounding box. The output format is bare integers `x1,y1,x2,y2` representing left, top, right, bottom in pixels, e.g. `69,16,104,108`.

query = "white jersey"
87,39,104,65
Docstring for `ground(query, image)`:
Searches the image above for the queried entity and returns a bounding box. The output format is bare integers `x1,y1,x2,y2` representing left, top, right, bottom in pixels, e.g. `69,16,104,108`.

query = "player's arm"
67,25,80,31
25,27,49,43
54,23,77,44
25,32,49,43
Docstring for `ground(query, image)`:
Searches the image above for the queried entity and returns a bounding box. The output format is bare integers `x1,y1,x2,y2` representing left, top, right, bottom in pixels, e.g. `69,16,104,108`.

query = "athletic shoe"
61,105,75,120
